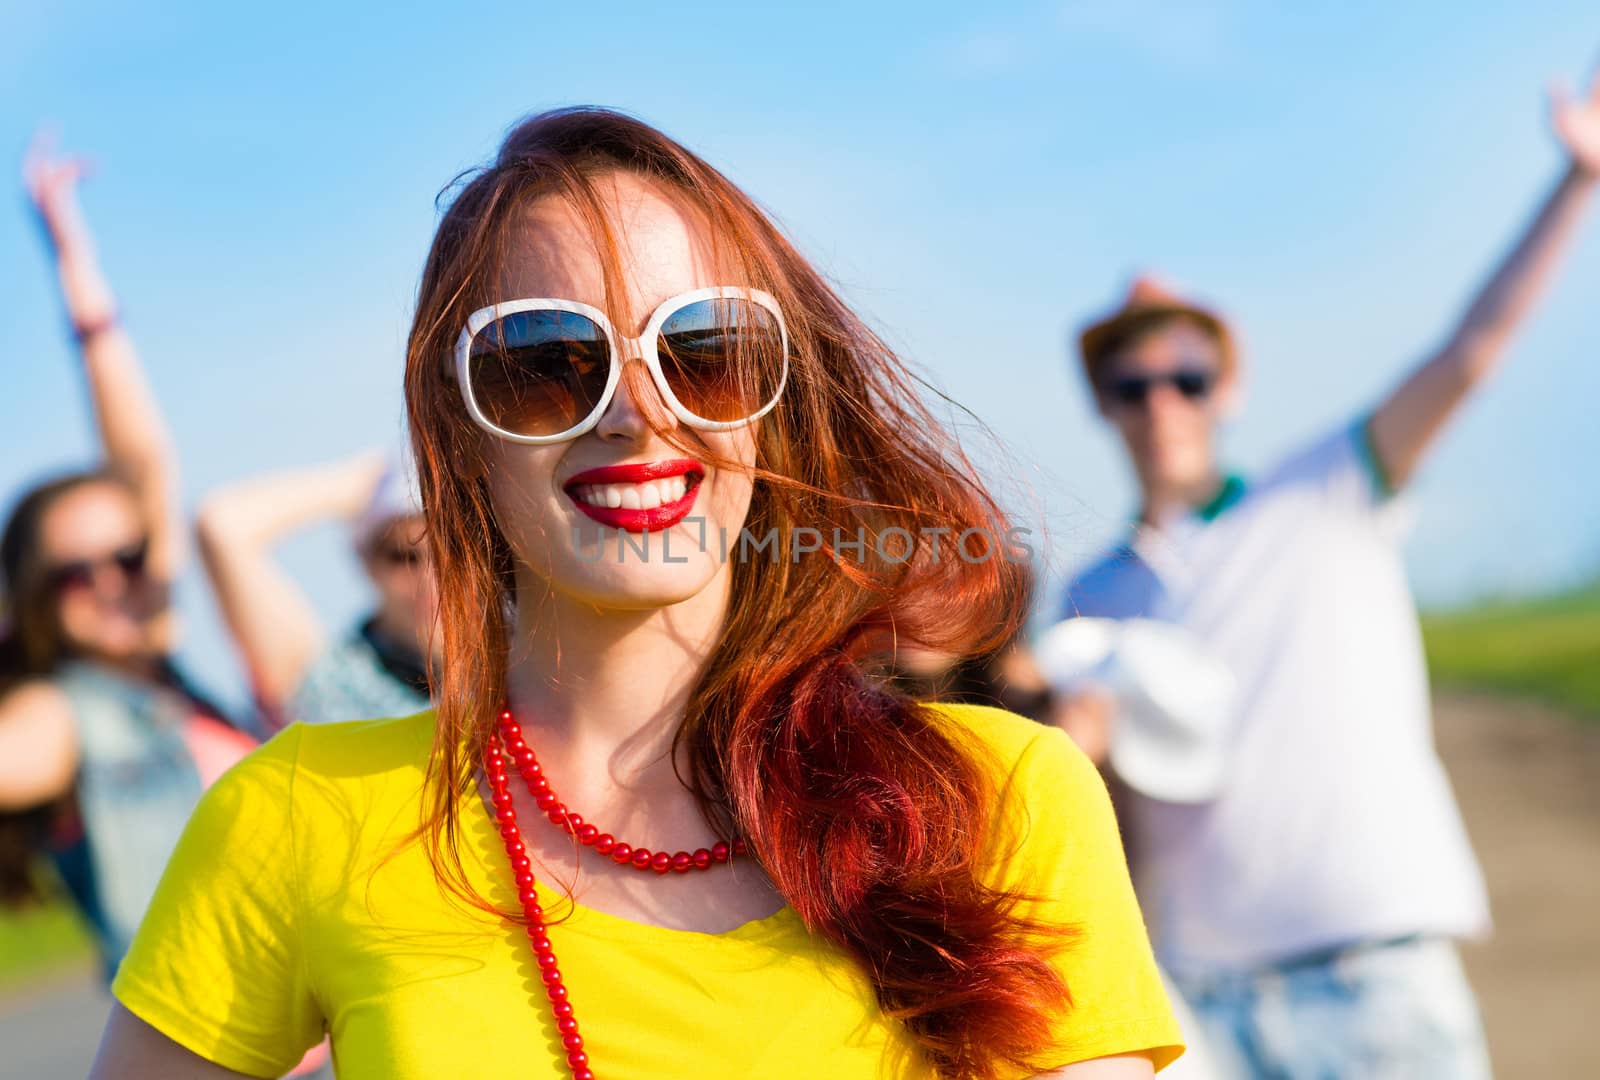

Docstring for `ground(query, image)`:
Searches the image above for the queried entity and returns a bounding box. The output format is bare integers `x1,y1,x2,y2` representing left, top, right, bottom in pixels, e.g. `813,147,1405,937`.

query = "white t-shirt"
1063,419,1490,976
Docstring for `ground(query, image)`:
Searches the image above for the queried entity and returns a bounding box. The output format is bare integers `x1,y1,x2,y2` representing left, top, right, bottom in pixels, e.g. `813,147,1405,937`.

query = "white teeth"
571,475,695,510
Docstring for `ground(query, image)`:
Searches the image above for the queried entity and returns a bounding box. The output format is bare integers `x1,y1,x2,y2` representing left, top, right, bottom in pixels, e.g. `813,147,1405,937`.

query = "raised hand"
22,127,94,254
1551,65,1600,177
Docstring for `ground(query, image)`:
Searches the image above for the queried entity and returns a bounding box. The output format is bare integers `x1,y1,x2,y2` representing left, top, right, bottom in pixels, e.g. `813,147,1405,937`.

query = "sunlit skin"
1094,319,1240,526
474,172,784,939
482,176,760,616
35,481,171,666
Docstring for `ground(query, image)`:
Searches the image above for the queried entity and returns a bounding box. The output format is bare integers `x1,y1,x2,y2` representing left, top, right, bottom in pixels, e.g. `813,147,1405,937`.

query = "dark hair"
1,471,128,906
405,107,1072,1078
1,470,134,677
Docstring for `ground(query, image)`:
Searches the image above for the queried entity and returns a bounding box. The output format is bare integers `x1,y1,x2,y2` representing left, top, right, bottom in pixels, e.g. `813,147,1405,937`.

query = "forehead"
370,514,428,549
37,483,142,559
495,172,721,332
1105,319,1222,375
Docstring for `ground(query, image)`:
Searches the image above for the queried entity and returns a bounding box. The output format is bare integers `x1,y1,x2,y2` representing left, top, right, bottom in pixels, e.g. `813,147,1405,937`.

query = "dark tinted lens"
469,310,611,437
47,561,95,593
656,299,784,424
114,543,149,579
1107,377,1152,406
377,545,422,568
1172,371,1214,399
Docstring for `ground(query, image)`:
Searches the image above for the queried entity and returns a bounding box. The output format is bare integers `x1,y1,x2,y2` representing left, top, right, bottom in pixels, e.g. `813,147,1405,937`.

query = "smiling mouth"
567,473,697,511
562,460,705,532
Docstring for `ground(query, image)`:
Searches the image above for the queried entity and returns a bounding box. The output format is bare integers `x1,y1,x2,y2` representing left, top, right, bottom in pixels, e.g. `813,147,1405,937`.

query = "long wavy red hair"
404,107,1070,1079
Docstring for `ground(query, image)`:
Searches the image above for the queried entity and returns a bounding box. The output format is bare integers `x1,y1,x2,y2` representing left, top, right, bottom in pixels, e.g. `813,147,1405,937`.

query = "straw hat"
1077,274,1237,384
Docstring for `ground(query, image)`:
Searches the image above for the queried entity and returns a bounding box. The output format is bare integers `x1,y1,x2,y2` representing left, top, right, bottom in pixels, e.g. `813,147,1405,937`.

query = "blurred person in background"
0,136,257,978
197,450,439,728
1057,67,1600,1078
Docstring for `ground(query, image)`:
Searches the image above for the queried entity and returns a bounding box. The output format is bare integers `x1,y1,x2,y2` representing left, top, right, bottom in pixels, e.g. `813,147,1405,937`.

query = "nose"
1143,380,1196,420
595,357,678,442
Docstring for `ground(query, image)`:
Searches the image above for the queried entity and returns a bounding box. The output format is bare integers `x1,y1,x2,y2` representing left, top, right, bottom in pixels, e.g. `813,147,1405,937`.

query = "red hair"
404,107,1070,1079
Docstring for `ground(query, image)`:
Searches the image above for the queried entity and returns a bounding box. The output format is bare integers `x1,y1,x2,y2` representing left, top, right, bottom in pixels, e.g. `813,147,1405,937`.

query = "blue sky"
5,2,1600,703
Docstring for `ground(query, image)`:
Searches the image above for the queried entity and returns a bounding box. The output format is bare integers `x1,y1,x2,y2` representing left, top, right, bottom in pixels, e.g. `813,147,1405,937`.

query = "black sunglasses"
1102,369,1217,407
46,540,150,594
370,542,427,569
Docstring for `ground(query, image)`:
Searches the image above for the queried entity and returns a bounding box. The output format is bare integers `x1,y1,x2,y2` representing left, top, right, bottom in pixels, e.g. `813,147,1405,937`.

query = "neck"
504,565,733,796
1137,468,1227,528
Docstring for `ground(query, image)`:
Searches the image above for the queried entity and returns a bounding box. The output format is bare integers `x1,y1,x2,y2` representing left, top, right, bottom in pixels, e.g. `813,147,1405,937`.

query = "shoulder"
208,708,436,820
1062,545,1154,619
0,676,73,722
927,701,1100,806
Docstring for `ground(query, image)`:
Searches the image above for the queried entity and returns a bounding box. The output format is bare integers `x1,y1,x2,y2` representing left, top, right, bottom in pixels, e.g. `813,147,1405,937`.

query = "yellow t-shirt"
113,703,1183,1078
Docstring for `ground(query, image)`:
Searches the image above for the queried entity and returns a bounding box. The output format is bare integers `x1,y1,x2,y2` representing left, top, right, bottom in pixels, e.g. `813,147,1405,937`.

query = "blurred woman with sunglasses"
0,136,259,979
196,449,439,729
92,109,1184,1079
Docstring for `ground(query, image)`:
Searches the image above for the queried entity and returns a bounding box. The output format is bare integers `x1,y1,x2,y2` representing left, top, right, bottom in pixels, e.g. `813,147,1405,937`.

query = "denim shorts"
1169,936,1492,1079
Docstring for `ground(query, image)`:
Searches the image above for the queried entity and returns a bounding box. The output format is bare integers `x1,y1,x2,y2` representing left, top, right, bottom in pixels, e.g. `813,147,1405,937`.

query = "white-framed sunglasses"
451,285,789,444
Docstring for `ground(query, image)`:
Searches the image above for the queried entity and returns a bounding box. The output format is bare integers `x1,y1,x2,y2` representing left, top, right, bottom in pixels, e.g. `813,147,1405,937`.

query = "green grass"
1422,582,1600,720
0,898,94,992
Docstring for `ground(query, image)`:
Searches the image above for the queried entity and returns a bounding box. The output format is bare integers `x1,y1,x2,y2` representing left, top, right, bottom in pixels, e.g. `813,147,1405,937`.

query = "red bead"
529,933,551,953
576,824,599,845
610,843,633,864
537,951,559,970
514,871,535,890
491,790,513,810
711,841,730,863
546,984,567,1002
553,1001,573,1019
541,967,563,985
565,1042,586,1059
536,791,559,810
650,851,672,873
518,886,537,906
562,811,583,833
692,848,712,869
573,1070,594,1080
499,823,520,840
529,776,550,794
630,848,653,869
671,851,693,873
558,1016,578,1035
594,833,616,854
733,837,748,856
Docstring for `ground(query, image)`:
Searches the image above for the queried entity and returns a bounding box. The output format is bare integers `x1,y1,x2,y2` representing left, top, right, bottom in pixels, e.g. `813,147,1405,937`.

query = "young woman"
92,109,1183,1079
0,137,258,977
196,450,438,728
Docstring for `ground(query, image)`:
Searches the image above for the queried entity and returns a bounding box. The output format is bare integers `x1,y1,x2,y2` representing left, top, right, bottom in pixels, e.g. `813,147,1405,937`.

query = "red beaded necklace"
484,707,746,1080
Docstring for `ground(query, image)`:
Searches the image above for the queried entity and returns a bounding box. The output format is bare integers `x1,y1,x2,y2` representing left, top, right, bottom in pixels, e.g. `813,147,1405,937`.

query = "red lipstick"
564,459,703,533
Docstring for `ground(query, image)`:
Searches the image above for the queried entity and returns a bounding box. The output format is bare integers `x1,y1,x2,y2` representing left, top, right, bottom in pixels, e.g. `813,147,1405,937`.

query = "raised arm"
196,451,385,718
1370,68,1600,489
24,134,186,583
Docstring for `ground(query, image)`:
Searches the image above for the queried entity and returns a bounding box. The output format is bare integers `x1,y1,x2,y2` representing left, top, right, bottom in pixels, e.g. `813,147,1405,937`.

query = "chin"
546,551,730,612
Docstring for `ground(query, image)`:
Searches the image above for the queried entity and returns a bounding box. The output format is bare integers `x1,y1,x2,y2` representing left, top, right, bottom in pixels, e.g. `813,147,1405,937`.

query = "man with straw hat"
1054,67,1600,1077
